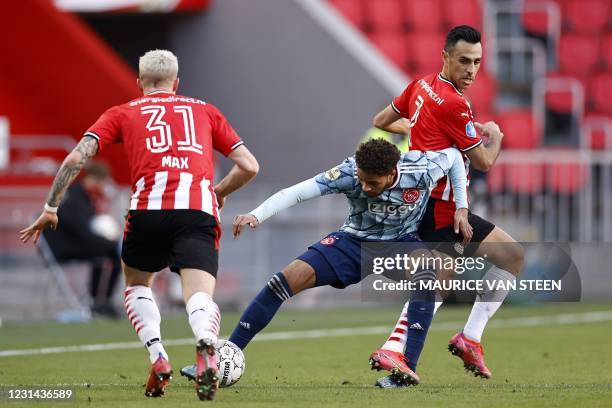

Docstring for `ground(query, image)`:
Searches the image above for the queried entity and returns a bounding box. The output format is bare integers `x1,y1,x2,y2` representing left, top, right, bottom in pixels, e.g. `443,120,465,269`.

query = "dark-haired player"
181,138,472,385
372,25,524,384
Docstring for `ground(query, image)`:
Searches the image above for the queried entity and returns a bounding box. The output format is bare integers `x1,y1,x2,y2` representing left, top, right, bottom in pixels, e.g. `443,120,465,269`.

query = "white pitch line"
1,310,611,358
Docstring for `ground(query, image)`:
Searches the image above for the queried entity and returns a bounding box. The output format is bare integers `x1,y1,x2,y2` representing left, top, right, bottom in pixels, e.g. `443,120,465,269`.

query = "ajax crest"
320,236,337,245
402,189,420,204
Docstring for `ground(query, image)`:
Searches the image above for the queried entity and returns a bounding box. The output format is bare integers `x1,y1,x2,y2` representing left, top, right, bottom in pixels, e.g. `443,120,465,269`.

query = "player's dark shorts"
297,231,423,289
122,209,219,276
418,199,496,257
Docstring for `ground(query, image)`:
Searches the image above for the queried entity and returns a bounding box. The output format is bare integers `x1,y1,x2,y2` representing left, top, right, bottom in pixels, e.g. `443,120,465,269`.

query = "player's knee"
282,260,315,295
506,242,524,276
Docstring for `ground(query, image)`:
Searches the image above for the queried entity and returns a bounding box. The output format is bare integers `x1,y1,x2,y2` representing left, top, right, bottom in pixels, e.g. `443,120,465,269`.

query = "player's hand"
453,208,473,246
474,121,504,140
217,195,227,210
232,214,259,239
19,210,59,244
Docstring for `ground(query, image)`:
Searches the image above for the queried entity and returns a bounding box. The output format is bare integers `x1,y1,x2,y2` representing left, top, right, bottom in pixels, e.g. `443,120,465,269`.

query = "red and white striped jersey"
392,73,482,228
85,91,243,220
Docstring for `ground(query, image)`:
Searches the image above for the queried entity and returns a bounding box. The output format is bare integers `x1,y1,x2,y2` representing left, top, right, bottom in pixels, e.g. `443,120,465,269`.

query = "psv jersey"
392,73,482,228
85,91,244,220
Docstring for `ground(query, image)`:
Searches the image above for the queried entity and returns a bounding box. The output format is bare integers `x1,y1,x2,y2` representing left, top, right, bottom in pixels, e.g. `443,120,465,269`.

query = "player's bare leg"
449,226,524,379
281,259,317,295
181,268,221,401
123,263,172,397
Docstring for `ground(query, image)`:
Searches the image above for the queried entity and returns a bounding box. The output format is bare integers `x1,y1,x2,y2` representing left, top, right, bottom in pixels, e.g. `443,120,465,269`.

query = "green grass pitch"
1,303,611,407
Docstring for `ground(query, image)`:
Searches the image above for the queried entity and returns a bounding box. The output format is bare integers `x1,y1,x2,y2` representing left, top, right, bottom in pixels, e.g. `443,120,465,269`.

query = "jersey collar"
438,73,462,95
387,164,401,190
146,90,175,95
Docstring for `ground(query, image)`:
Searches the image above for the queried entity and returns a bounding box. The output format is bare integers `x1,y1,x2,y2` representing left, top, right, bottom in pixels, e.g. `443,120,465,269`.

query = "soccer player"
181,138,472,385
19,50,259,400
370,25,524,385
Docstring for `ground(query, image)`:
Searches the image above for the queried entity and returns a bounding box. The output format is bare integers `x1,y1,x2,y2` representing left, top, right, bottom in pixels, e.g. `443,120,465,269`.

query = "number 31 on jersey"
141,105,203,154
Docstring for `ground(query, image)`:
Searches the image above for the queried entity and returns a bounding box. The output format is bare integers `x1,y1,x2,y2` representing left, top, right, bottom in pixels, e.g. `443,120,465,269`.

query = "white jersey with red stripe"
85,91,243,220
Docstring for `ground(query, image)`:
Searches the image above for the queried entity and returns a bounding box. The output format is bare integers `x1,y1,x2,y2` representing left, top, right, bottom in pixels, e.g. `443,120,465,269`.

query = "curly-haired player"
181,138,473,386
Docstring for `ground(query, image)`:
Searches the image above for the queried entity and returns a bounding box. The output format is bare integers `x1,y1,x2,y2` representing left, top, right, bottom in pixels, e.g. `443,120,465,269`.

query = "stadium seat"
560,0,610,34
496,109,540,149
400,0,444,33
545,73,584,114
486,163,545,194
558,33,601,78
588,72,612,115
521,3,550,36
506,163,545,194
368,32,409,68
547,156,588,194
365,0,403,33
406,33,445,78
464,72,497,118
443,0,483,31
602,34,612,70
583,115,612,150
486,164,504,194
329,0,367,29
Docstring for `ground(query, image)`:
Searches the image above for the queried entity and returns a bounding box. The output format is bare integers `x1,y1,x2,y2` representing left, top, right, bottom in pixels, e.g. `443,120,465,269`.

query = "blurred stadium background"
0,0,611,325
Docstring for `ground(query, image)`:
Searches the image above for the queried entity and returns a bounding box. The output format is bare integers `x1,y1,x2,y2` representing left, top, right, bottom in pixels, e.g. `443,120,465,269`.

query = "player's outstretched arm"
19,136,99,244
372,105,411,135
214,145,259,209
465,121,504,172
232,178,323,239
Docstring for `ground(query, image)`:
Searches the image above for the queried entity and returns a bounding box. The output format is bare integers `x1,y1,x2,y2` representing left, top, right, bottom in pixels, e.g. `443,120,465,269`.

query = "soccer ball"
215,339,245,387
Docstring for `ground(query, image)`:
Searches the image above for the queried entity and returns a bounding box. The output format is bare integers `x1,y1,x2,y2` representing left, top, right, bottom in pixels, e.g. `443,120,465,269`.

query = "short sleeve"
313,158,357,195
391,80,417,117
208,104,244,156
440,101,482,152
84,106,123,152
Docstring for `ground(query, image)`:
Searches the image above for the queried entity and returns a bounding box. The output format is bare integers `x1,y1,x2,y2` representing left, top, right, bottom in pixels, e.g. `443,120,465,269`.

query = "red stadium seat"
406,33,445,78
443,0,483,31
487,163,545,194
496,109,540,149
486,164,505,194
558,34,601,77
400,0,444,33
506,163,545,194
583,115,612,150
588,72,612,115
602,34,612,70
329,0,366,28
545,73,583,114
368,32,409,68
464,72,497,117
546,155,588,194
560,0,610,34
521,3,550,36
365,0,403,33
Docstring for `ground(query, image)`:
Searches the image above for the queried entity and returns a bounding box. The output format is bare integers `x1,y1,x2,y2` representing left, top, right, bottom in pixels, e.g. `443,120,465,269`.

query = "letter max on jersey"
162,156,189,169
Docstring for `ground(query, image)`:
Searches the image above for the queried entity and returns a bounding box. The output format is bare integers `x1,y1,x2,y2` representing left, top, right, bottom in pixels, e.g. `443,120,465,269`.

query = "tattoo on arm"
46,136,99,207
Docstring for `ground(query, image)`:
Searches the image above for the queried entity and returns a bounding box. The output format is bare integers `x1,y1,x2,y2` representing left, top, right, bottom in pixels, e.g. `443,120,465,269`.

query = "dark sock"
229,273,293,349
403,269,436,371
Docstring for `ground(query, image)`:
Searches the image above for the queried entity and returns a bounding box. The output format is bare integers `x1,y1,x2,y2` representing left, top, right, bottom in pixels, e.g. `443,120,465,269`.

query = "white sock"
463,267,516,342
381,300,443,352
186,292,220,345
124,286,168,364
